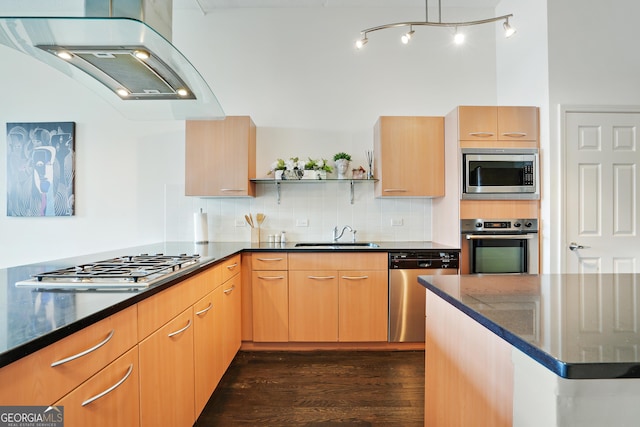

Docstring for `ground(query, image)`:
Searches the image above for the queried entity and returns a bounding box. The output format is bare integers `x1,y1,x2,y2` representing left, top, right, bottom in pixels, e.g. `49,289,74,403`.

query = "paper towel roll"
194,212,209,243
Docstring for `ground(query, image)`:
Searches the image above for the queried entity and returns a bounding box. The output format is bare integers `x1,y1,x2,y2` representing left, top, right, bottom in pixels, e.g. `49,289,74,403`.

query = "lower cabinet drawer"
55,348,139,427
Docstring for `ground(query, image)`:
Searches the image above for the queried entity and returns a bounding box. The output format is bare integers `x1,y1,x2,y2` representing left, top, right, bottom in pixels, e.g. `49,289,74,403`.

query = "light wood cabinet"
338,270,388,342
0,305,137,406
185,116,256,197
458,106,538,145
287,253,388,342
251,252,289,342
425,289,513,426
252,271,289,342
373,116,444,197
289,270,339,342
193,288,218,416
139,308,195,427
221,274,242,368
54,348,140,427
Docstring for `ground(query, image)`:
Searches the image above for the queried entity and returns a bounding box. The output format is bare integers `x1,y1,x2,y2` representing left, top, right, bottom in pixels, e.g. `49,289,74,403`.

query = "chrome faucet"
333,225,356,242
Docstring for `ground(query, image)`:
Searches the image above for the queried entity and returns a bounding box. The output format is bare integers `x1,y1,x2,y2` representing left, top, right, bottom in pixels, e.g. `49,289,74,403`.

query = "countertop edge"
1,241,457,368
418,275,640,380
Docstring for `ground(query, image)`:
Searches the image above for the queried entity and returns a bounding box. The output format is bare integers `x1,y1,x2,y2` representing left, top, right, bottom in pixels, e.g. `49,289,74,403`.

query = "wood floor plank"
195,350,424,426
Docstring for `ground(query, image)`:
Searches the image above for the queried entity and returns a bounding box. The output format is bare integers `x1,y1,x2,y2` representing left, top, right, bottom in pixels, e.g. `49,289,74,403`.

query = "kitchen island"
419,274,640,427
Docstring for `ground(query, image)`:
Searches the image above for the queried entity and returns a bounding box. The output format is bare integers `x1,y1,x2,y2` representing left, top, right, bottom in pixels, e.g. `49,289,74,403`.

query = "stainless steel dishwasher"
389,251,459,342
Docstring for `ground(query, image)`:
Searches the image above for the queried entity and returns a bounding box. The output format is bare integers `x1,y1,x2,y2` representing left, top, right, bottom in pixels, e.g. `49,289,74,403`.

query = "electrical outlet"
296,219,309,227
391,218,403,226
235,219,246,227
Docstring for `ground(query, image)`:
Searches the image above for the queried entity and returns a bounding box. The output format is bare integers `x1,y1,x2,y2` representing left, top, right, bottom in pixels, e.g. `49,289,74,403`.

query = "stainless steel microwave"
461,148,540,200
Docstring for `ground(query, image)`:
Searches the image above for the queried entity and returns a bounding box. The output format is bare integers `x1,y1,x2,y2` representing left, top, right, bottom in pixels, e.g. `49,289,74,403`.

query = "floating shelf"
250,178,377,204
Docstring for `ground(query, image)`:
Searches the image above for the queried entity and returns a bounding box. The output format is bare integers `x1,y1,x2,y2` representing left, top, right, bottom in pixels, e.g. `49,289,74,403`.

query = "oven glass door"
469,236,528,274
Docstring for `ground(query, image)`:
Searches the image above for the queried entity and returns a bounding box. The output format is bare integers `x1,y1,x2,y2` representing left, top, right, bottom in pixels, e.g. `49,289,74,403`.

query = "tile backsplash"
165,182,433,243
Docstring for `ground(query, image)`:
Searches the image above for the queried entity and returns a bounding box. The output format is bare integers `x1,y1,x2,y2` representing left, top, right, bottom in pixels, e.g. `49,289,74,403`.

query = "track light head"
453,28,465,44
503,18,516,38
401,28,415,45
355,36,368,49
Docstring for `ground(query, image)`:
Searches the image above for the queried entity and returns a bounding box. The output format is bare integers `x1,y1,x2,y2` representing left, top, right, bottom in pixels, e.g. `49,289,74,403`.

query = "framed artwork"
6,122,75,217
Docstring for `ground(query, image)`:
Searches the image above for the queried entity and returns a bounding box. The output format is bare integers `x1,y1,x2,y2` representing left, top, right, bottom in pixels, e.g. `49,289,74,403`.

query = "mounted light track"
355,0,517,49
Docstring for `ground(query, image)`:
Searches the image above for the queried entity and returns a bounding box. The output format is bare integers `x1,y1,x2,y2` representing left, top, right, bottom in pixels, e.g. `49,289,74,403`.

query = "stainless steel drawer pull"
226,263,239,270
195,303,213,316
308,275,336,280
501,132,527,137
223,285,236,294
81,364,133,407
256,257,284,262
383,189,408,192
220,188,245,192
341,275,369,280
168,319,192,337
258,276,285,280
51,329,115,367
469,132,495,137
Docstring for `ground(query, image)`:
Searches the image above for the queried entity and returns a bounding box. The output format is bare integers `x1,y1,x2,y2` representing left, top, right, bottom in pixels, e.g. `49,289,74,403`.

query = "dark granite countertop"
1,240,457,368
419,274,640,379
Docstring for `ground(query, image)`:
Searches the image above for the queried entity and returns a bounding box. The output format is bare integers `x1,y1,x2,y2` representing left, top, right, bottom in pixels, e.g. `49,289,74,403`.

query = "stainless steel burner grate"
16,253,201,290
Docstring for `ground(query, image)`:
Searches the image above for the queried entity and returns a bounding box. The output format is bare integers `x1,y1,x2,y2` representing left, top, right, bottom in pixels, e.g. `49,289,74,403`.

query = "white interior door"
565,110,640,273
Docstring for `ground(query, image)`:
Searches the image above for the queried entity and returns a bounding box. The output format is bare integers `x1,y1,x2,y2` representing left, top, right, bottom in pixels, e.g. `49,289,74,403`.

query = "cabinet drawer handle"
168,319,192,337
383,189,408,192
226,263,239,270
223,285,236,294
81,364,134,407
468,132,494,137
307,275,336,280
195,303,213,316
220,188,245,192
501,132,527,138
51,330,115,367
258,276,285,280
341,275,369,280
256,257,284,262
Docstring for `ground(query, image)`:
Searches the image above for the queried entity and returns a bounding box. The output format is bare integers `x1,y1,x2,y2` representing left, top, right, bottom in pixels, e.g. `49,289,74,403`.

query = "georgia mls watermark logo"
0,406,64,427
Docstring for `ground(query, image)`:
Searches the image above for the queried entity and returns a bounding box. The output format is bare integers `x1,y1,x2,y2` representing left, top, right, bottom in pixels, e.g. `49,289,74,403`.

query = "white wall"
0,4,503,268
544,0,640,273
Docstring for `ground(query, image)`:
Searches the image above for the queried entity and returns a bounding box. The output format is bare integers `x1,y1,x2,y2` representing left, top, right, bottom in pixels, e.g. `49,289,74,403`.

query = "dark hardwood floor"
194,350,425,427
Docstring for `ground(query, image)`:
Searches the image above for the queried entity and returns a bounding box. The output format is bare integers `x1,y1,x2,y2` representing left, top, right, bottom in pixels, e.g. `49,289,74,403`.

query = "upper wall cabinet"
373,116,445,198
458,106,539,145
185,116,256,197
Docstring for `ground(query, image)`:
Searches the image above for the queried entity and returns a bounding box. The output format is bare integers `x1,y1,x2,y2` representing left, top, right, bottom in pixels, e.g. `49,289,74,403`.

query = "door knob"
569,242,589,251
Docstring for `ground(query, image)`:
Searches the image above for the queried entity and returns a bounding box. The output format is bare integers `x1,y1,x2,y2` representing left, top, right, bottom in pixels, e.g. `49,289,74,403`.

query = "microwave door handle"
466,234,534,240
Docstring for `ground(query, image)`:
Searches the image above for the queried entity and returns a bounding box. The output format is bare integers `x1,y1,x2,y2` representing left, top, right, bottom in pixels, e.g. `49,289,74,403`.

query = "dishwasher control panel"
389,251,459,270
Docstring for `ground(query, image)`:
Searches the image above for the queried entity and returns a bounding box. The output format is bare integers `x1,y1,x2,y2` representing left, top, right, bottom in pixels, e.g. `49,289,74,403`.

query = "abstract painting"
7,122,75,216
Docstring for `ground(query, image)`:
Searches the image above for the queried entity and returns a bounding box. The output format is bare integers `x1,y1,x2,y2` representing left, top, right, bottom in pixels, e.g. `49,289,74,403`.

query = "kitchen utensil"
256,213,265,226
249,213,255,228
245,214,254,228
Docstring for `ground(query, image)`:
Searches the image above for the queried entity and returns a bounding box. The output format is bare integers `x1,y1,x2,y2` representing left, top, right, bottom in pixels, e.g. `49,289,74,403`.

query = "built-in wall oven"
461,218,538,274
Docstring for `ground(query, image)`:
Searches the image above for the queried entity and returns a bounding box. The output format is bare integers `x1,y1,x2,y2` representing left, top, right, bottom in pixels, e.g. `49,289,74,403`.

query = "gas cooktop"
15,254,201,290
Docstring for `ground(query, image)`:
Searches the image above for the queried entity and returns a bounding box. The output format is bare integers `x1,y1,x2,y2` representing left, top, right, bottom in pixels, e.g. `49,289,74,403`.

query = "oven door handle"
466,234,534,240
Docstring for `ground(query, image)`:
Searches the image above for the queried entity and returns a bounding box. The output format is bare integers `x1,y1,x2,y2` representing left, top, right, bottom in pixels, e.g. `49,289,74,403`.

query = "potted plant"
333,152,352,179
268,158,286,179
303,158,333,180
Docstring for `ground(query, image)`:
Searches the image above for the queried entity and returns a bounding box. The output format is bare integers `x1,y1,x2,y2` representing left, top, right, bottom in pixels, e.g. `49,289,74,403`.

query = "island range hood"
0,0,225,120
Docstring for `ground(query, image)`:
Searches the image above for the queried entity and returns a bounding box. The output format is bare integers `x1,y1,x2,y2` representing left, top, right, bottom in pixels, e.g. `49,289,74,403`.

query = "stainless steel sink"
294,242,379,248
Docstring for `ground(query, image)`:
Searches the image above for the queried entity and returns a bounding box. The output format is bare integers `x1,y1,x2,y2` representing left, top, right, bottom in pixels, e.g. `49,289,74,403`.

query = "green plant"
304,158,333,173
333,152,351,162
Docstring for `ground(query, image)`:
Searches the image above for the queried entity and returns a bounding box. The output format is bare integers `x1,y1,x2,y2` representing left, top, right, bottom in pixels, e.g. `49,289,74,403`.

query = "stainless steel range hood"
0,0,225,120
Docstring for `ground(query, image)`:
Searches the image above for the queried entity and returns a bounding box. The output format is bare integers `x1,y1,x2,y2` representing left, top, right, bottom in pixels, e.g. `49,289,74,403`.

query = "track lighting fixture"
503,17,516,38
401,27,415,44
453,28,465,45
355,36,368,49
355,0,516,49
